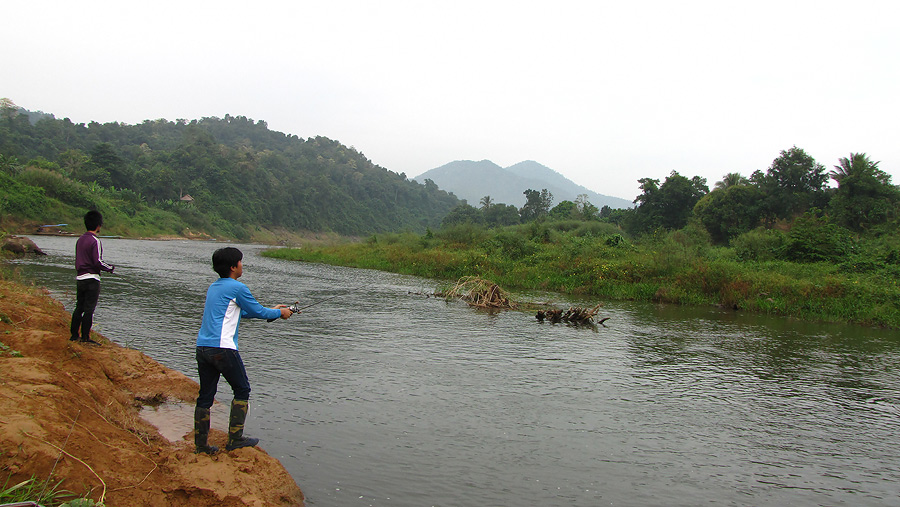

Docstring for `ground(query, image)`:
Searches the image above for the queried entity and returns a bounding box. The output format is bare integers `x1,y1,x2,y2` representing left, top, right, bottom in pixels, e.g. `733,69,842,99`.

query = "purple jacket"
75,232,114,281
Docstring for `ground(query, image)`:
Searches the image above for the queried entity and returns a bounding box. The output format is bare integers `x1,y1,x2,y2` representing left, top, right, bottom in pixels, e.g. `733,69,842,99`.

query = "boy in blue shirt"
194,247,293,454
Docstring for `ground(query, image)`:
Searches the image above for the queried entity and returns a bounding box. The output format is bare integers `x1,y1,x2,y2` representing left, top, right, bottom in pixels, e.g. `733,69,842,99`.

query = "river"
12,235,900,506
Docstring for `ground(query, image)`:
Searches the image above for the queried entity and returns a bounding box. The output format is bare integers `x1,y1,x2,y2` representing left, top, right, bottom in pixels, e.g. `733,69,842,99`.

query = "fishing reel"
267,301,301,322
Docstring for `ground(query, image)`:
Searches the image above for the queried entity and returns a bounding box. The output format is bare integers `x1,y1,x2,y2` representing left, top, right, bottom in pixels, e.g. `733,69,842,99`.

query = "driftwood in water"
434,276,610,325
536,304,607,325
438,276,518,310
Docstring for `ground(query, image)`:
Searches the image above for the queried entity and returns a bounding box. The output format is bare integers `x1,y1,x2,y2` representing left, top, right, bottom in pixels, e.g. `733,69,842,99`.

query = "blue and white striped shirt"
196,277,280,350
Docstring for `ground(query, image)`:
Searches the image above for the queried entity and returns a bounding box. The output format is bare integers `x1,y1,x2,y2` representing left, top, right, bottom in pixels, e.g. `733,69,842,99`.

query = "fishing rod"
267,282,373,321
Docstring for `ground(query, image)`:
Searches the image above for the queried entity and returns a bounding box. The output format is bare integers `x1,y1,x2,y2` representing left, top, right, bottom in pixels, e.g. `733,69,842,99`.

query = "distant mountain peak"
414,160,632,209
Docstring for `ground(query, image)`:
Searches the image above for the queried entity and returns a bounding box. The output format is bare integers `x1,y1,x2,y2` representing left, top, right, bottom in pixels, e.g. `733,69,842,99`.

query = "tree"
483,203,520,227
829,153,890,186
89,143,132,188
627,171,708,235
828,153,899,231
56,149,90,179
574,194,599,220
519,188,553,221
550,200,577,219
752,146,828,222
714,172,749,190
0,98,19,120
441,203,482,227
479,195,493,210
694,184,765,244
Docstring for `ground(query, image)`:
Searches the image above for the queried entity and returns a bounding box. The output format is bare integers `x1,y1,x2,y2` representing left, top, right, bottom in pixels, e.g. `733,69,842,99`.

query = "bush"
17,168,95,208
528,221,553,243
605,233,627,247
549,220,582,232
482,230,537,259
672,222,712,254
573,221,621,237
435,223,489,247
375,231,422,250
837,257,885,274
782,212,856,263
0,172,49,218
731,227,786,262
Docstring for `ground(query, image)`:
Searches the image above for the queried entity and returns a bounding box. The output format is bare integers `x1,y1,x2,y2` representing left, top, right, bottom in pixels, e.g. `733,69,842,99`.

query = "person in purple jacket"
69,210,115,345
193,247,294,454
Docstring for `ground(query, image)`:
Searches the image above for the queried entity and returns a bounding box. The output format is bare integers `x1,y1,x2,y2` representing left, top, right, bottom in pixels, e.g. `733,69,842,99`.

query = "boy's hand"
274,304,293,319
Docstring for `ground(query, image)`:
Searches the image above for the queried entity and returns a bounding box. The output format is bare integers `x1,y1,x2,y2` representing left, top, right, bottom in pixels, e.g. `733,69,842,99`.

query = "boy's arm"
236,286,282,320
98,257,115,273
94,238,115,273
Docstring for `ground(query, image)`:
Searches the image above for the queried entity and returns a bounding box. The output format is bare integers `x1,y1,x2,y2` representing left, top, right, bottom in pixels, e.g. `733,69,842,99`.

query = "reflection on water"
14,235,900,507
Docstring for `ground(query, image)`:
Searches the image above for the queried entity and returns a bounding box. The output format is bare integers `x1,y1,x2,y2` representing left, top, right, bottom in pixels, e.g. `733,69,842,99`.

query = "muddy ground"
0,277,304,506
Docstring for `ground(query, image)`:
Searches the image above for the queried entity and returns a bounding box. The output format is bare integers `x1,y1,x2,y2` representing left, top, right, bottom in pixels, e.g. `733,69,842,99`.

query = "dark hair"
212,247,243,278
84,210,103,231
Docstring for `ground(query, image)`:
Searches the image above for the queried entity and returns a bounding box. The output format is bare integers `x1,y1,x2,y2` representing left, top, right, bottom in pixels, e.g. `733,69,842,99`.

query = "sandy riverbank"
0,277,304,506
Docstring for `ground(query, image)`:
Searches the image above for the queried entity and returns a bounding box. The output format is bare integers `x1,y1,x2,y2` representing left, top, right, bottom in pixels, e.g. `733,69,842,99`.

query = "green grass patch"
263,223,900,329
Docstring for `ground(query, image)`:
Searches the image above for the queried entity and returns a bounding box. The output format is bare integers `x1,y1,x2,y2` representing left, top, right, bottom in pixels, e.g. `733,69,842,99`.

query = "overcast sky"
4,1,898,201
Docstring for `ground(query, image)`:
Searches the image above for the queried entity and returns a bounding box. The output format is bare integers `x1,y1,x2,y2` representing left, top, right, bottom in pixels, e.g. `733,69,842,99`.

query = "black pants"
196,346,252,409
70,278,100,340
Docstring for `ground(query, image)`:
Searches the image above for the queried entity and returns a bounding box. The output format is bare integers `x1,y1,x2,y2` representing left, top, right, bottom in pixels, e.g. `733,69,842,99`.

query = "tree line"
2,97,898,254
441,145,900,258
0,99,458,238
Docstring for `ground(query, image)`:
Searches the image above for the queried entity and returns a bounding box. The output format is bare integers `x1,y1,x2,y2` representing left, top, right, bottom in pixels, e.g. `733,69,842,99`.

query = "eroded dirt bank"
0,278,304,506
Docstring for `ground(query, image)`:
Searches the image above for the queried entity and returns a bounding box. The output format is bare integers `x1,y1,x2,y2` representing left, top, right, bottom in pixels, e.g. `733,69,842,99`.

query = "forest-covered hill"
0,100,459,238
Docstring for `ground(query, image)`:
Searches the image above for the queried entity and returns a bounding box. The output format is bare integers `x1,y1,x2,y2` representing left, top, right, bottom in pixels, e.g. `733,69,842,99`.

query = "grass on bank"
0,469,99,507
263,220,900,329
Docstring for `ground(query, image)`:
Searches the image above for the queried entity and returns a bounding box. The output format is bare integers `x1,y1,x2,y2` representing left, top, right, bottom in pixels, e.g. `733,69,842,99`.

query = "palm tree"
830,153,881,185
479,195,493,210
828,152,896,230
714,172,749,190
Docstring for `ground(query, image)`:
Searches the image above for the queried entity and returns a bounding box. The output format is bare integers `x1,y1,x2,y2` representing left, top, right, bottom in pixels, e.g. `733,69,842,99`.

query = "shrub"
731,228,786,262
16,168,95,208
483,230,537,259
605,233,627,247
549,220,582,232
436,223,489,247
528,221,552,243
782,212,856,263
0,172,49,218
573,221,621,237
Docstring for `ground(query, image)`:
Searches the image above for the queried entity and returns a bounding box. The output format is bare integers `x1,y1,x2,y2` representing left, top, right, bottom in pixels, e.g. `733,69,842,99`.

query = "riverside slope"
0,278,304,506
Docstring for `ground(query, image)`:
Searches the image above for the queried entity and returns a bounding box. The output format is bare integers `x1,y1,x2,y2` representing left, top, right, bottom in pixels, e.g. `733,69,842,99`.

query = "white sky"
4,0,898,201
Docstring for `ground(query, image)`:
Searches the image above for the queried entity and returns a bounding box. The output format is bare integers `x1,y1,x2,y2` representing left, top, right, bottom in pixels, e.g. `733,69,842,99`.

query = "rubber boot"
194,406,219,455
225,399,259,451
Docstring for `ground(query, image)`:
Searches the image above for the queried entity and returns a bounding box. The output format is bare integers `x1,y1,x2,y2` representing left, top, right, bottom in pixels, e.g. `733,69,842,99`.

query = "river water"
12,236,900,506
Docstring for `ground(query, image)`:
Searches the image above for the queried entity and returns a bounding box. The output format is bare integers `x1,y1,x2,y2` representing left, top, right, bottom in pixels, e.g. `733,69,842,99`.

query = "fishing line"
268,282,374,321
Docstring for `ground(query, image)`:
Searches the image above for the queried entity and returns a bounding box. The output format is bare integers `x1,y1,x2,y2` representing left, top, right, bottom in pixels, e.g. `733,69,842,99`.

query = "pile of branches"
536,304,608,325
434,277,609,326
438,276,518,310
